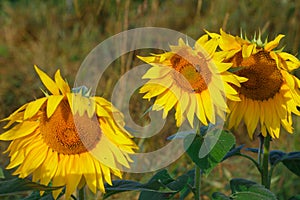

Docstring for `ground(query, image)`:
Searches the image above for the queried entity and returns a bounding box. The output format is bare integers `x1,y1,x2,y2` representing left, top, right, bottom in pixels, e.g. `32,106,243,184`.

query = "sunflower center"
231,51,283,101
170,52,211,93
40,99,101,154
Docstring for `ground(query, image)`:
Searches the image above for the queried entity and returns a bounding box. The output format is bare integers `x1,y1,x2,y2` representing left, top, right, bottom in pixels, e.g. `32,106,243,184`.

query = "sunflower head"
214,29,300,139
139,38,245,128
0,66,138,199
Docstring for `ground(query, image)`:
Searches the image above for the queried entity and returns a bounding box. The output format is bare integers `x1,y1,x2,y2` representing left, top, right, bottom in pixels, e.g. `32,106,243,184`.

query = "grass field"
0,0,300,199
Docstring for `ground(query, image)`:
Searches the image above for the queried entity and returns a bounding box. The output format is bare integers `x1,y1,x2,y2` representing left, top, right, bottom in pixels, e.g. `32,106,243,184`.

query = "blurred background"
0,0,300,199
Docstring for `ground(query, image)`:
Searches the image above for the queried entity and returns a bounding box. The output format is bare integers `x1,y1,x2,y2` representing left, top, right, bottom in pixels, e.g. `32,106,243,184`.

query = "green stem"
258,134,264,165
78,187,85,200
261,134,271,189
194,165,201,200
239,153,261,173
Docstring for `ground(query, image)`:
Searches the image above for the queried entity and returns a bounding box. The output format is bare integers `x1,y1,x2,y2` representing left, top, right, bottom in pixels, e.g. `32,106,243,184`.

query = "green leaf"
185,129,235,174
269,150,286,166
245,147,259,153
222,144,245,161
212,192,231,200
179,170,195,200
22,189,65,200
281,152,300,176
230,178,277,200
139,170,188,200
104,170,178,199
0,178,63,197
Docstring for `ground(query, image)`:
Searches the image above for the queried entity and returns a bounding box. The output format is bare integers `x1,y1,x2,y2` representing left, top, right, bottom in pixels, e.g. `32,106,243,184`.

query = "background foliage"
0,0,300,199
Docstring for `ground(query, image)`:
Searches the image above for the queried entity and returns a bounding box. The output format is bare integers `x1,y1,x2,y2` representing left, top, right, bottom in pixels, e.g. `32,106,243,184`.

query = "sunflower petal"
0,121,39,140
34,65,60,95
46,95,64,118
264,34,285,51
55,69,70,94
24,97,47,120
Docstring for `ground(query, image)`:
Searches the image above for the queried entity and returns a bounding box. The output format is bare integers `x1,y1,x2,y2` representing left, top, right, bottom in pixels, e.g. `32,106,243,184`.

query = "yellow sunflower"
0,66,138,199
213,29,300,139
139,38,246,127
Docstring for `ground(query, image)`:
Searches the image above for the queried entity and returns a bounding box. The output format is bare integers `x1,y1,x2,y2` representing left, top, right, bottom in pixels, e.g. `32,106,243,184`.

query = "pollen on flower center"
170,52,211,93
231,51,283,101
40,99,101,154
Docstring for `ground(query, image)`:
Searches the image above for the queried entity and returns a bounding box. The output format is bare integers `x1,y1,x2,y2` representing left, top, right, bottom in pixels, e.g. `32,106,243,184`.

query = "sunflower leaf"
21,188,66,200
212,192,231,200
212,178,277,200
230,178,277,200
104,170,190,199
185,129,235,175
138,170,189,200
222,144,245,161
281,151,300,176
269,150,286,166
104,170,176,199
0,178,63,197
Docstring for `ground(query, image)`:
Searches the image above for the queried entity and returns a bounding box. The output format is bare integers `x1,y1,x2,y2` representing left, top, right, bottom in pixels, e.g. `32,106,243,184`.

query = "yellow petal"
219,29,241,51
92,136,116,168
142,83,168,99
196,94,208,126
186,94,196,127
107,139,130,168
0,121,39,140
242,44,255,58
18,142,47,178
142,66,171,79
93,160,105,192
175,102,183,127
55,69,70,94
179,92,190,115
81,153,97,193
34,65,60,95
1,103,27,122
244,99,259,136
137,55,156,64
228,101,243,130
201,89,215,124
65,155,82,198
7,149,25,169
24,97,47,120
196,34,209,46
40,149,58,186
46,95,64,118
264,34,285,51
100,163,112,186
3,112,24,129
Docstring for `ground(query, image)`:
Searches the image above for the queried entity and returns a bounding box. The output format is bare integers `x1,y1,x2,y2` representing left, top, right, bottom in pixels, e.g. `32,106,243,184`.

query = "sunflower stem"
78,187,85,200
194,165,201,200
261,134,271,189
258,134,264,166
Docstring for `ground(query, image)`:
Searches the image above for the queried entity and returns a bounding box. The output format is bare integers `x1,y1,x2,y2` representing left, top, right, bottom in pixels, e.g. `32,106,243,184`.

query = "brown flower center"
170,50,211,93
40,99,101,154
229,51,283,101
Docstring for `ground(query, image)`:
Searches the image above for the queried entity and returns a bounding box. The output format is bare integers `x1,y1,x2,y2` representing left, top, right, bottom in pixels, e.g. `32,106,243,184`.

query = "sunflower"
139,38,246,127
0,66,138,199
213,29,300,139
